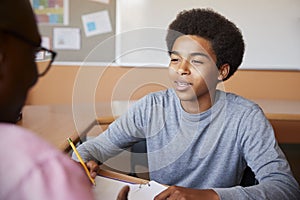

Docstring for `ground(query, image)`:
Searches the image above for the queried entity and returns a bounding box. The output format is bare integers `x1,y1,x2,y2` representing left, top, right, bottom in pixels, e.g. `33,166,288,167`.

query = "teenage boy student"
0,0,96,199
74,8,300,200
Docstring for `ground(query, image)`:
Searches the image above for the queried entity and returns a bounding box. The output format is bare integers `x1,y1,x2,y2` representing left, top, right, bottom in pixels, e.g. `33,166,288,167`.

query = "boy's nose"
177,60,191,75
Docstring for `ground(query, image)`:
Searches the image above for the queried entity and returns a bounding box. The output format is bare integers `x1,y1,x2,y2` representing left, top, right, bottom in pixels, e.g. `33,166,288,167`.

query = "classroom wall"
27,65,300,105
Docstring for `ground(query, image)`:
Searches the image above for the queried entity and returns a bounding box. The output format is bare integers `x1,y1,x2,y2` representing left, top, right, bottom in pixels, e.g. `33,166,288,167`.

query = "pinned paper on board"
53,27,81,50
41,36,51,49
81,10,112,37
36,37,51,60
89,0,110,4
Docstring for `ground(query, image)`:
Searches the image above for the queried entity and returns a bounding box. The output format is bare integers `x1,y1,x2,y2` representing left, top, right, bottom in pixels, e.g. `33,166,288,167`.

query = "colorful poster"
32,0,69,25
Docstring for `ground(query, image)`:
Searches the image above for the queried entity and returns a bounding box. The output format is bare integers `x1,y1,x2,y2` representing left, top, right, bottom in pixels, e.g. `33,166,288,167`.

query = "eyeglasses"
35,47,57,77
2,30,57,77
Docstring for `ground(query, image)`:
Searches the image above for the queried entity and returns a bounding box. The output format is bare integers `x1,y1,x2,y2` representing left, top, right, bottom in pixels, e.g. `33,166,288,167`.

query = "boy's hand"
86,160,100,178
117,186,130,200
154,186,220,200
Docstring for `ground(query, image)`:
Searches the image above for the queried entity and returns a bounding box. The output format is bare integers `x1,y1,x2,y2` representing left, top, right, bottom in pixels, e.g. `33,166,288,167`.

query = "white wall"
116,0,300,70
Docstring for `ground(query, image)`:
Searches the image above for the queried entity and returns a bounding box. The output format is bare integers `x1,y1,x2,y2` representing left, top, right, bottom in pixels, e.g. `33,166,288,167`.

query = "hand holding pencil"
67,138,96,186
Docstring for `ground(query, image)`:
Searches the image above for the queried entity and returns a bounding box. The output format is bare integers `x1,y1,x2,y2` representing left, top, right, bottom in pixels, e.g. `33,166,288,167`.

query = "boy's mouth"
174,81,192,90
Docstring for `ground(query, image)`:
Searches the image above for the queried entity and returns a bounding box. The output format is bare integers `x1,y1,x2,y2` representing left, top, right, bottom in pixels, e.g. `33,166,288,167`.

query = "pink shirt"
0,123,95,200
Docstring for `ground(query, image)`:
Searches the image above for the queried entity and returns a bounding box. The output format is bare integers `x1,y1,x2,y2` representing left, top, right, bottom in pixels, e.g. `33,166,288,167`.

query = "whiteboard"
116,0,300,70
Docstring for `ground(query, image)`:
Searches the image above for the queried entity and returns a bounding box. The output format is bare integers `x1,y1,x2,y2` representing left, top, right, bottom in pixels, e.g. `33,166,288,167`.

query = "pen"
67,138,96,186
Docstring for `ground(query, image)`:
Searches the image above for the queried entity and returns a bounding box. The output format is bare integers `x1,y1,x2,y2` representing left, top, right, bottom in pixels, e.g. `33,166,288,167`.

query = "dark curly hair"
166,8,245,81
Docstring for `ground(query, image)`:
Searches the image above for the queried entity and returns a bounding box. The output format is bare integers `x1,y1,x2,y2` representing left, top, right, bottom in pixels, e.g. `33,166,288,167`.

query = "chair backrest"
240,166,258,186
130,140,148,177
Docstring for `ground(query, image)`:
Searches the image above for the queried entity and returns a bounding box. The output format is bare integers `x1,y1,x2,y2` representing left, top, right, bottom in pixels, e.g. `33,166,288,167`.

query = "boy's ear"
218,64,230,81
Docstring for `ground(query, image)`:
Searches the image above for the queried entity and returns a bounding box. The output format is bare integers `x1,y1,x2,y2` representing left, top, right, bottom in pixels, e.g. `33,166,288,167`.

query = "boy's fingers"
86,160,100,175
117,186,130,200
90,171,97,179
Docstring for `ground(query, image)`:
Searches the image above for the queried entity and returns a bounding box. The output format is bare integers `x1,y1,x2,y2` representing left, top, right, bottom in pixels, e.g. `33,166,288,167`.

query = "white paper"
93,176,131,200
128,181,167,200
93,176,167,200
35,36,51,59
81,10,112,37
41,36,50,49
53,27,80,50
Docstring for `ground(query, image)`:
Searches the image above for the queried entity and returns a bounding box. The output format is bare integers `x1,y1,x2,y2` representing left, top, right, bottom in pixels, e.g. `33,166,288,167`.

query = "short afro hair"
166,8,245,81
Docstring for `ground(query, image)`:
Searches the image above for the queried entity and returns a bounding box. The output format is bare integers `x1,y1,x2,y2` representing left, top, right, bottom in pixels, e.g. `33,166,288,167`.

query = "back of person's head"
0,0,40,46
166,8,245,81
0,0,41,123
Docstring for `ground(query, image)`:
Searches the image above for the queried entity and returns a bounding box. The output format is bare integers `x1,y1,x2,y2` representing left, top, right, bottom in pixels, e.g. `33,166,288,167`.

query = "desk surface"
254,99,300,121
18,103,121,151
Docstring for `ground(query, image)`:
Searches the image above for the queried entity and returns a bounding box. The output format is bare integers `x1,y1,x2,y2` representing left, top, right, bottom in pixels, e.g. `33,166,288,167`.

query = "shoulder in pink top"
0,123,95,200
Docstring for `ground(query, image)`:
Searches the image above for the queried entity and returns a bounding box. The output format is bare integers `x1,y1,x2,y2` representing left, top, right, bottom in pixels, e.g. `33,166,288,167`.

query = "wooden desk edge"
98,169,148,184
265,113,300,121
60,132,81,153
97,116,118,125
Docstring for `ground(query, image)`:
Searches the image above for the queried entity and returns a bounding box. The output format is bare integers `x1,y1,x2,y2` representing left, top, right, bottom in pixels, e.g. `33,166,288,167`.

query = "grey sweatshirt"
73,89,300,199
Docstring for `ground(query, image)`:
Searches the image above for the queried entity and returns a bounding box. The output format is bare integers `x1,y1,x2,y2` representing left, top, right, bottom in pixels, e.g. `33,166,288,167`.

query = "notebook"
93,175,167,200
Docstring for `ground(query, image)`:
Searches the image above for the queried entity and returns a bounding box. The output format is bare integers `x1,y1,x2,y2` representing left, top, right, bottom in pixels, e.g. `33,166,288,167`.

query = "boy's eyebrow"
168,50,179,56
190,52,210,59
168,50,210,59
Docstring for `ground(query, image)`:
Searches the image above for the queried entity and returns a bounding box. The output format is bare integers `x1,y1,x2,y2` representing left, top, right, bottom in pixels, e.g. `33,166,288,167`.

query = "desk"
98,169,148,184
17,103,120,152
254,99,300,143
254,99,300,121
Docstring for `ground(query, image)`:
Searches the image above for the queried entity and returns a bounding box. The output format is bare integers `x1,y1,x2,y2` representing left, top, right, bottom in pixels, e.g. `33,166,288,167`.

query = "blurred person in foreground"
0,0,95,199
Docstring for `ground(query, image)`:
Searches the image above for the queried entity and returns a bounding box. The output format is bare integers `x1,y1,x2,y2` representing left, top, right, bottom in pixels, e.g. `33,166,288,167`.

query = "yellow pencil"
67,138,96,186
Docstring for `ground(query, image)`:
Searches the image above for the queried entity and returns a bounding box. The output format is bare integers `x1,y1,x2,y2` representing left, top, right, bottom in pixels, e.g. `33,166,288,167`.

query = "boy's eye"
170,55,181,63
192,60,204,64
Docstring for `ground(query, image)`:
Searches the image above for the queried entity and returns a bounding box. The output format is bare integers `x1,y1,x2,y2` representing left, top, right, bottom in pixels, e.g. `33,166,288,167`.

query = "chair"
240,166,258,186
130,140,149,179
